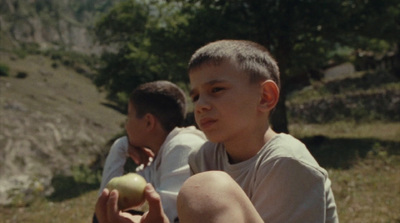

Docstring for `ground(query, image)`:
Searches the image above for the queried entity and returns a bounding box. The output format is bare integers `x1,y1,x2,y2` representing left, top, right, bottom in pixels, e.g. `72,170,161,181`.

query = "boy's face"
189,60,263,143
125,102,147,147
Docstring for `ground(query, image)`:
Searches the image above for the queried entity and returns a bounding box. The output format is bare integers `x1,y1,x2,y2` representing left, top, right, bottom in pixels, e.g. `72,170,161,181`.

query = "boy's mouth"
199,117,217,130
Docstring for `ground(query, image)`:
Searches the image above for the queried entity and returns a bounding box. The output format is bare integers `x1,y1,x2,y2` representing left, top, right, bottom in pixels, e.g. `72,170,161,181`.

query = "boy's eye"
191,94,199,102
211,87,224,93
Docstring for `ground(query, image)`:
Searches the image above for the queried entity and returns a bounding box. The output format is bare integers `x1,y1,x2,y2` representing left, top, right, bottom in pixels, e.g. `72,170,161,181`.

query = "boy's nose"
195,96,211,113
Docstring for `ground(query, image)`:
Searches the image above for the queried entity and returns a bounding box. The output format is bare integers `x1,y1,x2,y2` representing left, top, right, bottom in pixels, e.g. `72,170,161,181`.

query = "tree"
94,0,191,107
94,0,399,131
172,0,400,132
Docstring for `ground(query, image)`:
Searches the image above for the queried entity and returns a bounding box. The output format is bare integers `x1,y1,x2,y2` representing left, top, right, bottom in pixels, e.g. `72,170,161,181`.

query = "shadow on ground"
47,174,99,202
301,135,400,169
47,164,103,202
47,158,138,202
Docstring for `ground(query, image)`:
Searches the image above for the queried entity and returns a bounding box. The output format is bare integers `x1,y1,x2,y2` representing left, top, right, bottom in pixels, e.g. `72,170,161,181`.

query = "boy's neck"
224,127,277,164
146,127,170,157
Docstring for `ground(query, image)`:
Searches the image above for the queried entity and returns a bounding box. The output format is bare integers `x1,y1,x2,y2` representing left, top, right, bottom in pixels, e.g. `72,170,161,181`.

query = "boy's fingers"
145,184,163,213
128,146,151,166
142,148,155,158
106,190,121,222
141,184,169,223
95,189,110,223
141,148,154,167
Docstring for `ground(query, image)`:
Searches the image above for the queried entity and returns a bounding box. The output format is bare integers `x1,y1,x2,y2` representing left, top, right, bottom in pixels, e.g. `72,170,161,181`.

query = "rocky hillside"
0,51,125,205
0,0,120,54
0,0,127,205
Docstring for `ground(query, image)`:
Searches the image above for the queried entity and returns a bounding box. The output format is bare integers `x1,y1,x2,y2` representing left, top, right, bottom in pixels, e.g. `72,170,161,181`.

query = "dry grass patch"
330,155,400,222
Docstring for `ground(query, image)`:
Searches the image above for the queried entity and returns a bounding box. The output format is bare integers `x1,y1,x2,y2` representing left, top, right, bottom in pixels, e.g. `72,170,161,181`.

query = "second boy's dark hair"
129,80,186,132
188,40,280,89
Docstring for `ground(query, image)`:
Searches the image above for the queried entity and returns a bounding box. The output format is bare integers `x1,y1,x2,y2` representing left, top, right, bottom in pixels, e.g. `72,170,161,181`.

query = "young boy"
96,40,339,223
176,40,339,223
94,80,206,223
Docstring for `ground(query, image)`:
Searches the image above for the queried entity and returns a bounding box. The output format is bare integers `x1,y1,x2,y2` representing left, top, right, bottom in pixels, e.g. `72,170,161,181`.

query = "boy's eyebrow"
189,79,226,96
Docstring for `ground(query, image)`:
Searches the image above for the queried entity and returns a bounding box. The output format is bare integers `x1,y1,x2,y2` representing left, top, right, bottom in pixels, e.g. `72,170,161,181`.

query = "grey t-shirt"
189,133,339,223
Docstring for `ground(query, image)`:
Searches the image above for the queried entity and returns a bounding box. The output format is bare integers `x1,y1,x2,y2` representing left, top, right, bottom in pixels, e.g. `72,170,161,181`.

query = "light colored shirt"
189,133,339,223
99,126,206,222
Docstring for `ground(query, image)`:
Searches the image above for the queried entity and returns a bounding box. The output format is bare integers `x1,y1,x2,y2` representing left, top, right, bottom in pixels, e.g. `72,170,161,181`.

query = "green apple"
106,173,147,210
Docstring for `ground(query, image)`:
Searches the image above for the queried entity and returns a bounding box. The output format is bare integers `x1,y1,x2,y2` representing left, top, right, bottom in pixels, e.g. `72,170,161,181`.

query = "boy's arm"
253,158,333,223
98,136,129,196
156,145,193,222
155,135,205,222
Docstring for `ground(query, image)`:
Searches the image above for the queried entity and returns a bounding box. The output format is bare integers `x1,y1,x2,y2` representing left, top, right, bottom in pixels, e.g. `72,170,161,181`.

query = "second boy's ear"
144,113,156,130
258,80,279,112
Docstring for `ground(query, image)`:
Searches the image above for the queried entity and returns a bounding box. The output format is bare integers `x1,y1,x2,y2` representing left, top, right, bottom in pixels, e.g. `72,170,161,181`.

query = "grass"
293,121,400,222
0,121,399,223
330,156,400,222
290,121,400,141
0,191,98,223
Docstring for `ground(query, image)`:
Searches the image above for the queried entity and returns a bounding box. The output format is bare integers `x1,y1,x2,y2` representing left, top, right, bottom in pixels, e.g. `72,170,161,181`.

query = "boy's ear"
259,80,279,112
144,113,156,130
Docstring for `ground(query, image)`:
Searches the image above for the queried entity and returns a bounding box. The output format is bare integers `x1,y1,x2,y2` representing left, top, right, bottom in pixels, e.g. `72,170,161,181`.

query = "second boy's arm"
98,136,130,195
152,139,203,222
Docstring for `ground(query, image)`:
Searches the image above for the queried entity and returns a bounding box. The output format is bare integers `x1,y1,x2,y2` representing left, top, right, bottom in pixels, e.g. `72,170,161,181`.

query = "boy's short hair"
129,80,186,132
188,40,280,88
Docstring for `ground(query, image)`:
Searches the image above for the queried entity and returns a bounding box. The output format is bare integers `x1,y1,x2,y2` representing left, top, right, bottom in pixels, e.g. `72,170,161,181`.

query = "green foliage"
94,0,190,105
0,63,10,77
175,0,400,132
94,0,149,44
71,164,102,186
94,0,400,130
178,0,399,79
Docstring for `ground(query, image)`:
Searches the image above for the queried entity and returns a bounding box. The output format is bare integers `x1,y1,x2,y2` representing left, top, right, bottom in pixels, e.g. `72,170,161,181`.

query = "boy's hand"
127,144,154,167
95,184,169,223
95,189,141,223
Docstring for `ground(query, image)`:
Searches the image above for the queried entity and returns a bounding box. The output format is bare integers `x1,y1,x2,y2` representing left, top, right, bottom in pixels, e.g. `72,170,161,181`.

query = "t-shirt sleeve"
252,157,328,223
98,136,129,196
188,141,217,175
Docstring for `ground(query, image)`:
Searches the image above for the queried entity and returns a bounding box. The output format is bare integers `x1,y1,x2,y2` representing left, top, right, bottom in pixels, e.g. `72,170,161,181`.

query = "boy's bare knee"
177,171,237,222
179,171,232,195
177,171,263,223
